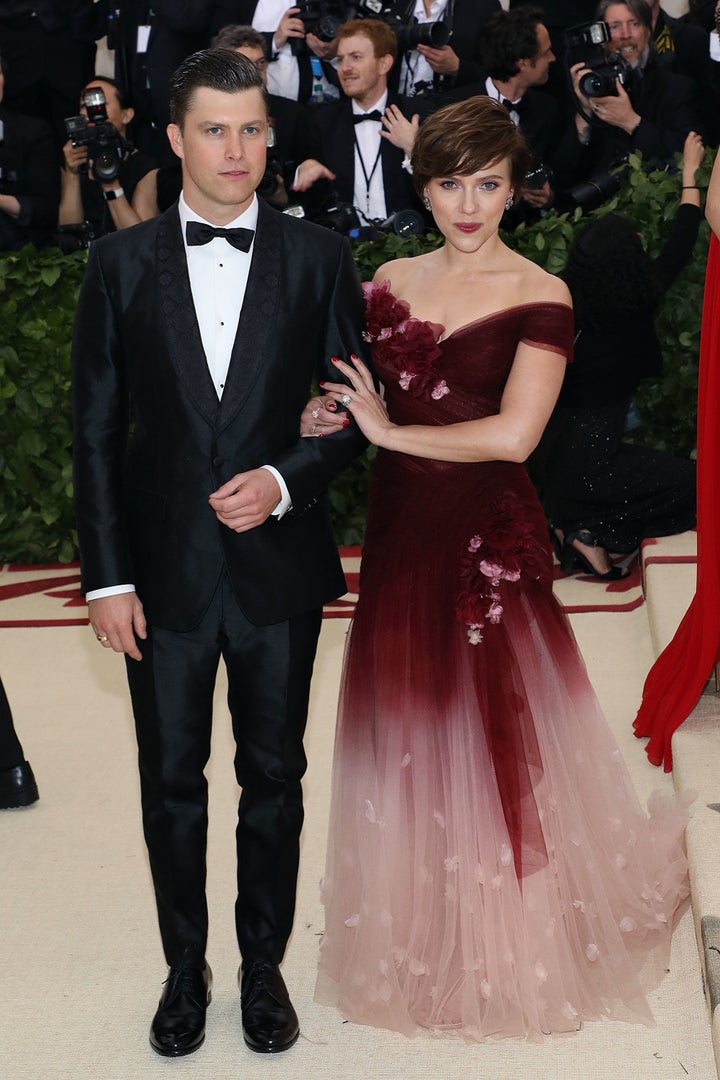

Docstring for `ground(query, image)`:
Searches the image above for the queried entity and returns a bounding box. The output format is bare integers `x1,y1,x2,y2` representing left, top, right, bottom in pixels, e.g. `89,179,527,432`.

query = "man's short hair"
480,7,545,82
336,18,398,62
595,0,653,31
211,24,266,53
169,48,267,129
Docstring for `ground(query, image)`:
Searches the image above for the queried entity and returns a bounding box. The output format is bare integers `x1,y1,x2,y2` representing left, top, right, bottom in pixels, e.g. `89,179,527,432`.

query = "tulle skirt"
315,458,690,1041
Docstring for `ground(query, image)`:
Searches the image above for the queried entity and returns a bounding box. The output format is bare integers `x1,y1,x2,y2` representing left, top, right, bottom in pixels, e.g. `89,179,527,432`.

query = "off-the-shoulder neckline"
368,281,572,343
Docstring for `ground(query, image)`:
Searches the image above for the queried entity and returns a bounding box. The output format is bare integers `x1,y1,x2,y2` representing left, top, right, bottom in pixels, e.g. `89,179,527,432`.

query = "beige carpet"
0,579,716,1079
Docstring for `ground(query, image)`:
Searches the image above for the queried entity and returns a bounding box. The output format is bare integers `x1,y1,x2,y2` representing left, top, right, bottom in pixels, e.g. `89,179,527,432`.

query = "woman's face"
424,157,512,254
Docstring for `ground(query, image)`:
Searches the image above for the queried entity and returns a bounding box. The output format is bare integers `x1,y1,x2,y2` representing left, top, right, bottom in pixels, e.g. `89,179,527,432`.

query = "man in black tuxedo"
72,47,368,1059
394,0,501,97
294,19,421,226
473,6,561,219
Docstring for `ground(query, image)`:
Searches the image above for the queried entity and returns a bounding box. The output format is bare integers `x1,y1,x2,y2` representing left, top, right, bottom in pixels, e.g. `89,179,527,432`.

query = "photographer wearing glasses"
555,0,703,210
59,76,157,242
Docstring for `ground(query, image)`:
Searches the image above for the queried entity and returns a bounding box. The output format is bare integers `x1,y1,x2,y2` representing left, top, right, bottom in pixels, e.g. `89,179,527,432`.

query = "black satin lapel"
218,200,281,429
157,204,220,425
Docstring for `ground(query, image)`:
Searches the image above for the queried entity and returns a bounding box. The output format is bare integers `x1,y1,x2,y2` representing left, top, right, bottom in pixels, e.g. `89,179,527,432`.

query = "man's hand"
381,105,419,155
292,158,336,191
63,139,88,176
274,6,305,49
209,469,282,533
88,593,147,661
306,31,337,59
520,180,554,209
416,43,459,76
588,80,640,134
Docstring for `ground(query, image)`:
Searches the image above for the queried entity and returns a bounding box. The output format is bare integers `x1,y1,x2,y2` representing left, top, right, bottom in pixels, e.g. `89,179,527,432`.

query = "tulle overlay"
315,292,690,1041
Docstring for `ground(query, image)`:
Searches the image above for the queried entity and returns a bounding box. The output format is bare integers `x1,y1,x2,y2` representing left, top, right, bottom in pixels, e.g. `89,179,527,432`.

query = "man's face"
336,34,392,104
605,4,651,67
167,86,268,224
525,24,555,85
81,80,131,134
234,43,268,89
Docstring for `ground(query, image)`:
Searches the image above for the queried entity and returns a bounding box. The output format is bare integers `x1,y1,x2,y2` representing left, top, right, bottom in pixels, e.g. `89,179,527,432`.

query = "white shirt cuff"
262,464,292,517
711,32,720,62
85,583,136,601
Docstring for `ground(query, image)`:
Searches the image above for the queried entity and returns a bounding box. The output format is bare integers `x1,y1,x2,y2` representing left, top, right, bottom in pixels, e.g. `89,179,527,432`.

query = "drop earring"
423,195,431,211
505,194,514,211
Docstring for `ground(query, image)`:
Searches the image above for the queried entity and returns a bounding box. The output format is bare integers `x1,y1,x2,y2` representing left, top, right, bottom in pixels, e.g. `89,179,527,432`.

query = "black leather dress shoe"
149,962,212,1057
240,960,299,1053
0,761,39,809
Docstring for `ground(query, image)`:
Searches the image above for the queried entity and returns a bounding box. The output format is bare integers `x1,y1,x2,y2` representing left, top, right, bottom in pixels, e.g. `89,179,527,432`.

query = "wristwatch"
103,186,125,202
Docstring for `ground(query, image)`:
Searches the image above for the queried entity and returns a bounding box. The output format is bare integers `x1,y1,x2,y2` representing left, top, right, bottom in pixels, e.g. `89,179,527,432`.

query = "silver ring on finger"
311,407,320,419
311,423,317,435
341,393,352,406
97,635,108,643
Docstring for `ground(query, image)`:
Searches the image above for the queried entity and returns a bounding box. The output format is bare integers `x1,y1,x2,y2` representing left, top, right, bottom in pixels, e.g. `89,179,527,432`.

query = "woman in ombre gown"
304,98,690,1042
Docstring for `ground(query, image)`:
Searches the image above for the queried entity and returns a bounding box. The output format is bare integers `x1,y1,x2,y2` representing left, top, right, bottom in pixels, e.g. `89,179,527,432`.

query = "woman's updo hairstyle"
411,97,532,199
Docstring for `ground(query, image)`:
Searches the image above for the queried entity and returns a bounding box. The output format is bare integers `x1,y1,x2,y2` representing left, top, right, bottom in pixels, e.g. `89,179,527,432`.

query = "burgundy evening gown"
315,283,690,1041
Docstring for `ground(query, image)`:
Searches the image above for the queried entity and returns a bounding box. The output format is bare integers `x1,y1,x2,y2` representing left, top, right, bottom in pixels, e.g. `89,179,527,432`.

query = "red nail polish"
331,356,341,364
342,417,350,426
350,353,360,362
319,381,326,386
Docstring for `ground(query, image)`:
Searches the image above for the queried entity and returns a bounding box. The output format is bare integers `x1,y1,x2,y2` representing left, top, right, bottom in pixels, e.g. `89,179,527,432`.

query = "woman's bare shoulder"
372,251,436,291
514,254,572,309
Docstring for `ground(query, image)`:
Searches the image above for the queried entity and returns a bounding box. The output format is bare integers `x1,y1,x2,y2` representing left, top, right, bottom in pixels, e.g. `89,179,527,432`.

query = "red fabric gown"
633,234,720,770
315,283,690,1041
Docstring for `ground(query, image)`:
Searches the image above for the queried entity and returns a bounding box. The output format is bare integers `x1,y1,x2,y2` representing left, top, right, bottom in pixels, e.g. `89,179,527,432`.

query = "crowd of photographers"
0,0,718,252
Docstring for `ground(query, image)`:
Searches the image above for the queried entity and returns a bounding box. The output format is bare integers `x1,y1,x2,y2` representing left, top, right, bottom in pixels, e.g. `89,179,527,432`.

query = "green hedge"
0,152,712,562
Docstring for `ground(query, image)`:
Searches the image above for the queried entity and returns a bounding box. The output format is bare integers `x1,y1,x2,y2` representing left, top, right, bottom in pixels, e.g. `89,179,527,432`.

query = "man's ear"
121,105,135,128
379,53,394,77
167,123,184,160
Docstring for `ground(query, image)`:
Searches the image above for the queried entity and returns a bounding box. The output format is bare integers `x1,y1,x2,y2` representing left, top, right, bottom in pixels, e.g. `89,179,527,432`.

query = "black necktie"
353,110,383,124
185,220,254,252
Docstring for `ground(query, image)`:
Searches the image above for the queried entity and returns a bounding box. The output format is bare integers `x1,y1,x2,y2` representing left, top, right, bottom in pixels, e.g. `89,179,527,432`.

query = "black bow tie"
185,220,254,251
501,97,525,116
353,109,383,124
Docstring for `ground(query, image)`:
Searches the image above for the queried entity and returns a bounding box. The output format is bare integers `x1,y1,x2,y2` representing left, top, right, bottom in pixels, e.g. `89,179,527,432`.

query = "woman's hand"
682,130,705,179
300,394,345,437
320,354,393,446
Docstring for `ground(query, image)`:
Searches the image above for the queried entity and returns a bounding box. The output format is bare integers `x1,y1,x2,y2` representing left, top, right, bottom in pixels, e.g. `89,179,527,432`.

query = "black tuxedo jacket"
72,199,369,631
309,92,420,216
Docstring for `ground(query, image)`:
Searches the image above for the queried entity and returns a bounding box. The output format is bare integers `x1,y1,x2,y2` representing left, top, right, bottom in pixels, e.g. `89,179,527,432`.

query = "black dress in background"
532,203,699,553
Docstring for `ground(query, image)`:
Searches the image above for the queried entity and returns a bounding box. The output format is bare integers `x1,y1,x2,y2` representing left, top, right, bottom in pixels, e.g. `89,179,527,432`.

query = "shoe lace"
165,965,204,1004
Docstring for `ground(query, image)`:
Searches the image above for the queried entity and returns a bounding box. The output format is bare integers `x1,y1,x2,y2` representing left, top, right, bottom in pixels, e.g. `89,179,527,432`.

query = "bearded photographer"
59,76,156,240
555,0,703,205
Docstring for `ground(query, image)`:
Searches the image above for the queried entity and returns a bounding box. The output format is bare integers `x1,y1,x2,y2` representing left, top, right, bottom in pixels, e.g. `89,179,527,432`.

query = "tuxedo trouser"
125,573,323,969
0,675,25,771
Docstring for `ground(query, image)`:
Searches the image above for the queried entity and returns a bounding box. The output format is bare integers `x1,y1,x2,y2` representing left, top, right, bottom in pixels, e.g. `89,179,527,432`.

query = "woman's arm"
706,143,720,237
323,339,567,464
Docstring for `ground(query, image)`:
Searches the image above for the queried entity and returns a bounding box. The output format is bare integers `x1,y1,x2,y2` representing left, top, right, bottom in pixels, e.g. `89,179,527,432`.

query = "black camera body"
292,0,346,46
564,21,632,98
351,0,449,52
64,88,126,183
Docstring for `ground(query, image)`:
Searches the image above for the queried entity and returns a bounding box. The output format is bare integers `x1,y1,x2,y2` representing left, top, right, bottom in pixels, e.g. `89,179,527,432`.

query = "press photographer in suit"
72,47,368,1058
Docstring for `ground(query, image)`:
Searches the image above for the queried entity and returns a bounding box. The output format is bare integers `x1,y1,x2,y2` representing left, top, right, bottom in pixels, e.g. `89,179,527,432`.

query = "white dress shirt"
398,0,449,96
485,77,522,126
352,91,388,222
85,193,290,601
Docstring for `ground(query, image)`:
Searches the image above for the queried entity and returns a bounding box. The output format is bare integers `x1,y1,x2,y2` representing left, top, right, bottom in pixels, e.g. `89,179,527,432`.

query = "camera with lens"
351,0,449,52
564,21,633,99
524,160,549,191
64,88,126,183
291,0,346,48
257,148,286,200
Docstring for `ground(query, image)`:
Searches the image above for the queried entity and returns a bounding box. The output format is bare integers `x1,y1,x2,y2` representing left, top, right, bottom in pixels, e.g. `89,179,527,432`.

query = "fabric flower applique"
362,279,449,402
456,493,551,644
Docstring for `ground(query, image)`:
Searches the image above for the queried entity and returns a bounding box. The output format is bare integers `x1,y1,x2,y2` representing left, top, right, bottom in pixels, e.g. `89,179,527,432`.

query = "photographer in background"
392,0,501,99
0,53,60,252
249,1,341,104
555,0,703,209
475,6,561,219
59,76,156,241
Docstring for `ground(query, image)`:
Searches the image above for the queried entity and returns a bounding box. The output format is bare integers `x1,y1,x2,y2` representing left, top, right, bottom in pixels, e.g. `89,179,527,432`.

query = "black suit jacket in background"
0,105,60,250
72,198,369,632
308,93,421,219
